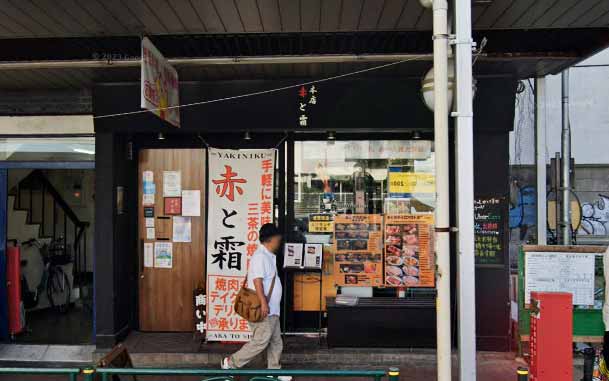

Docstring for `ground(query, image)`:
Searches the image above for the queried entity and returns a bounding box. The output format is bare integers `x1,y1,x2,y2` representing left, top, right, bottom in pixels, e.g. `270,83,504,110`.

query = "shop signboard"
308,213,334,233
141,37,180,127
474,196,507,265
333,214,383,287
206,148,275,342
384,214,435,287
345,140,431,160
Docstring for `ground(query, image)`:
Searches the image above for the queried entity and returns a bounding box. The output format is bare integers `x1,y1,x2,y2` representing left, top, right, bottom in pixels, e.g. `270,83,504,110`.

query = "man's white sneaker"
221,357,234,370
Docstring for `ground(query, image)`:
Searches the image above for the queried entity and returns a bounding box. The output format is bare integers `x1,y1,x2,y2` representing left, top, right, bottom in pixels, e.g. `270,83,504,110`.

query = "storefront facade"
93,76,516,351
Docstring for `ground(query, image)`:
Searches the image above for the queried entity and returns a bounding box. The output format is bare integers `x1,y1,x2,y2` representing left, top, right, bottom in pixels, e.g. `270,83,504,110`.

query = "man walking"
222,223,290,379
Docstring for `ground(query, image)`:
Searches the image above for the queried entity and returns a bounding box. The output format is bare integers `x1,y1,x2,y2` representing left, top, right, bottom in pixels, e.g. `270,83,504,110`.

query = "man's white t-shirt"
247,245,282,316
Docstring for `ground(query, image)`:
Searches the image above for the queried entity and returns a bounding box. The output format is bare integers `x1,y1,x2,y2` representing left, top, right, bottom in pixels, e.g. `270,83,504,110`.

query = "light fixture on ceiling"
412,131,422,140
157,132,165,140
327,131,336,140
244,131,252,141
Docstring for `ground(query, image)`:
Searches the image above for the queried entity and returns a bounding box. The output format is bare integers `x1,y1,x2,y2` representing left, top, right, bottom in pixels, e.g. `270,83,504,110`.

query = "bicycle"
21,237,72,313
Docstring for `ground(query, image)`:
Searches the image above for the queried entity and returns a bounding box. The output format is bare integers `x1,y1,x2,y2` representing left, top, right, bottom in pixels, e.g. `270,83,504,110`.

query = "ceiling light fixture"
327,131,336,140
72,148,95,155
412,131,422,140
157,132,165,140
244,131,252,140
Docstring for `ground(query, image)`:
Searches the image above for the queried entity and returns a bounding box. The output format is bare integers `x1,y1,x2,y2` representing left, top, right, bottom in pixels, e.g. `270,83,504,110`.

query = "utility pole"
535,78,547,245
431,0,452,380
560,70,572,245
453,0,477,378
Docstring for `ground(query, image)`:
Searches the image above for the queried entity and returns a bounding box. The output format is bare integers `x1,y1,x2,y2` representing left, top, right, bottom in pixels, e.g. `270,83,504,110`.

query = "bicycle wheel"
47,267,71,313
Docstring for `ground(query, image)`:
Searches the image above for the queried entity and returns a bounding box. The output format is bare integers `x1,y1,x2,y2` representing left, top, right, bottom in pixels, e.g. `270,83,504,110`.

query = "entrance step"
0,344,94,367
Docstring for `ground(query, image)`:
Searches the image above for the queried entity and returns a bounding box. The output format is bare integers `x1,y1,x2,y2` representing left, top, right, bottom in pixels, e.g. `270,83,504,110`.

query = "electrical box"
529,292,572,381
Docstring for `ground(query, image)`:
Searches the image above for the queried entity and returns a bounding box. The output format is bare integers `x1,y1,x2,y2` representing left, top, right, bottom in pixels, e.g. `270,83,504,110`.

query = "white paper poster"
163,171,181,197
182,190,201,216
145,217,155,228
525,251,595,305
141,37,180,127
144,242,154,268
172,216,192,242
206,148,276,342
284,243,304,268
143,171,155,205
146,227,155,240
154,242,173,268
304,243,323,269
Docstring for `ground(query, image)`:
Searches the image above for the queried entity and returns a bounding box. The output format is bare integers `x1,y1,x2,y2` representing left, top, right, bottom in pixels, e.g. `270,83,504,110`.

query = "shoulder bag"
234,274,276,322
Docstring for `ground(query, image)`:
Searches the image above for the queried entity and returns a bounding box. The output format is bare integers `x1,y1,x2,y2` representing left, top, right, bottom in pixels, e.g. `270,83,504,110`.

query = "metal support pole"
388,367,400,381
453,0,476,379
432,1,452,381
534,77,547,245
516,367,529,381
560,70,572,245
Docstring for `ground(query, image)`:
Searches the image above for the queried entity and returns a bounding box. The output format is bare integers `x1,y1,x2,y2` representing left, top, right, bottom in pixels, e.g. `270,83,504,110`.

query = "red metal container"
529,292,572,381
6,246,22,335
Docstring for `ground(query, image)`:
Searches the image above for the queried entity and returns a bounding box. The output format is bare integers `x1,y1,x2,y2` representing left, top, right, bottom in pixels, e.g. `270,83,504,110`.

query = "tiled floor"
16,305,93,345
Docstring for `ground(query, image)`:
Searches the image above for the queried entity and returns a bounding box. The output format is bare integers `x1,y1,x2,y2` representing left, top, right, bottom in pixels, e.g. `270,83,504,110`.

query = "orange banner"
333,214,384,287
384,214,435,288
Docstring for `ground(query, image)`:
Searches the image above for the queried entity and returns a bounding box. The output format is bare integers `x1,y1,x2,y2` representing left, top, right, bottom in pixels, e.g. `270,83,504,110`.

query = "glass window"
292,139,436,293
0,137,95,161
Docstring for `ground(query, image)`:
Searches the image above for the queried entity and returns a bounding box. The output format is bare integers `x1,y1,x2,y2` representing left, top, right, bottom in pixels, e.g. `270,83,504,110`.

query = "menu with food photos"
333,214,384,287
384,214,435,288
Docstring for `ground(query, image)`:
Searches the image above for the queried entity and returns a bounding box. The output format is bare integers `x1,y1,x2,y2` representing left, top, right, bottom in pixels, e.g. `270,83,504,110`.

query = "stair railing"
16,169,90,286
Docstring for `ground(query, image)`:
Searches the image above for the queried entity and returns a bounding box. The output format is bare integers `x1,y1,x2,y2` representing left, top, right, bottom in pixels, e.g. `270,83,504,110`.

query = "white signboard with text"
141,37,180,127
525,251,595,305
206,148,276,341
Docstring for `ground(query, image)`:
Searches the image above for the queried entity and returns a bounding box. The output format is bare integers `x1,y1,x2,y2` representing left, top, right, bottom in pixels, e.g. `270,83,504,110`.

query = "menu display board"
474,196,507,265
384,214,434,287
334,214,383,286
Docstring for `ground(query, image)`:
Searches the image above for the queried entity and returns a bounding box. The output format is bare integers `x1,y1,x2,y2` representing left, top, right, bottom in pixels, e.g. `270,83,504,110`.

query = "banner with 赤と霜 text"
206,148,275,342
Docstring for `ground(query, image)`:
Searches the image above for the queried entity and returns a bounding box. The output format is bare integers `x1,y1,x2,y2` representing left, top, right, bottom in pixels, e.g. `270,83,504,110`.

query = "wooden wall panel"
138,149,205,331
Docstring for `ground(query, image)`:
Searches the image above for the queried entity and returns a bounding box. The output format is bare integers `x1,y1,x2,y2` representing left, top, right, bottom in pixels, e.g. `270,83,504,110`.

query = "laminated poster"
145,217,155,228
283,243,304,268
333,214,383,287
384,214,435,288
154,242,173,268
142,171,155,205
304,243,323,269
182,190,201,216
146,227,155,240
144,242,153,268
172,216,192,243
163,171,181,197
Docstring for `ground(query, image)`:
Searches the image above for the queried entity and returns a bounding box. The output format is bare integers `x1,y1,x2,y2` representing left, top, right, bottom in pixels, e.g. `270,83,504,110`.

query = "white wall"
510,48,609,165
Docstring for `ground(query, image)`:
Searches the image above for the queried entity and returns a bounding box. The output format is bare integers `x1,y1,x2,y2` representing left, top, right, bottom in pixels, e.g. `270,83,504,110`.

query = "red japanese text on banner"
206,148,276,342
140,37,180,127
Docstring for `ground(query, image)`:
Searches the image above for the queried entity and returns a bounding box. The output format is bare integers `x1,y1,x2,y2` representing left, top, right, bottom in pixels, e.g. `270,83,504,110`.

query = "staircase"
7,170,90,308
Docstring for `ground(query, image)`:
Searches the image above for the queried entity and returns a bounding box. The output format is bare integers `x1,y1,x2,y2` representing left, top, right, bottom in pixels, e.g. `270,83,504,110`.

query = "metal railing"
0,367,80,381
0,366,399,381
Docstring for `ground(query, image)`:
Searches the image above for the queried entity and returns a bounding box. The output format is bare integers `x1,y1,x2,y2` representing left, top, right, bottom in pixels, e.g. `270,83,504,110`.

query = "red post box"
529,292,572,381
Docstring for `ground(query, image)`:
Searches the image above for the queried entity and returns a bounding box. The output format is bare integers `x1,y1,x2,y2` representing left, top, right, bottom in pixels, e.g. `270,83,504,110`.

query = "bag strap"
242,273,276,302
266,274,276,301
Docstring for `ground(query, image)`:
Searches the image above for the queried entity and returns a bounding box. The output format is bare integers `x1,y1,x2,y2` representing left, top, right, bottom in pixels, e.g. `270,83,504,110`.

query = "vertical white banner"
206,148,276,341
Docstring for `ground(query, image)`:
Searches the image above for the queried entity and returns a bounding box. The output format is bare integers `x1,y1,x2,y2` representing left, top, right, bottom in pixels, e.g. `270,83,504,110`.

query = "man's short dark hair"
259,223,281,243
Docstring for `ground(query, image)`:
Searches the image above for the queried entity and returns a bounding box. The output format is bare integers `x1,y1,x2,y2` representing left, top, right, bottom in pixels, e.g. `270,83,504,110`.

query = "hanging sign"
384,214,435,288
333,214,384,287
141,37,180,127
206,148,276,342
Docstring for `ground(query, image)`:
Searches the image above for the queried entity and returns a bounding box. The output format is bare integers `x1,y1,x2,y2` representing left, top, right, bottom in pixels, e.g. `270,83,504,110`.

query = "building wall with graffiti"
508,165,609,271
